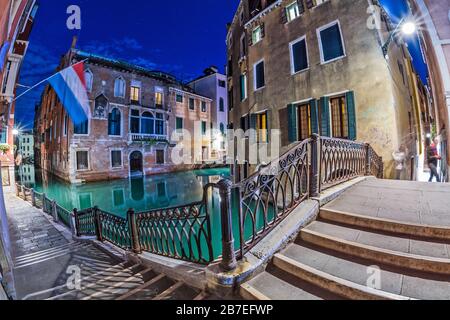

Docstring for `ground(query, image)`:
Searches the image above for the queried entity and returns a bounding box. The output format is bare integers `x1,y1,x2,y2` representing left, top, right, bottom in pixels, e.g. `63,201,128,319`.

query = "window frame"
75,149,90,172
73,118,90,136
85,69,93,92
189,98,195,111
155,86,164,109
114,77,126,98
317,20,346,65
219,97,225,112
286,1,300,23
289,35,309,75
253,59,265,91
108,107,122,137
329,94,349,139
252,26,262,45
110,149,123,170
156,149,165,165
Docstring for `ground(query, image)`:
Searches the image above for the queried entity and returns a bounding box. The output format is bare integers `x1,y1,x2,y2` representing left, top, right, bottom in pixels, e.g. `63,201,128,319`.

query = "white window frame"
110,148,124,170
75,149,90,172
73,116,90,137
85,69,93,92
253,59,265,91
114,76,126,98
241,73,248,101
289,35,309,75
286,1,300,22
252,26,262,45
316,20,346,65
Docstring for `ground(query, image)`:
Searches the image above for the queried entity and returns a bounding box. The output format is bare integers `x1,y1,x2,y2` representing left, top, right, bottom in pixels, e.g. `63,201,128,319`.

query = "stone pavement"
324,177,450,227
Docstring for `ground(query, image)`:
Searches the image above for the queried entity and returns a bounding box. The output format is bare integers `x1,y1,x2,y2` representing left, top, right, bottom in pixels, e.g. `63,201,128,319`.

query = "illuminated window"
130,82,141,103
256,112,268,143
286,2,300,22
155,87,163,108
330,96,349,139
252,26,262,45
297,103,311,140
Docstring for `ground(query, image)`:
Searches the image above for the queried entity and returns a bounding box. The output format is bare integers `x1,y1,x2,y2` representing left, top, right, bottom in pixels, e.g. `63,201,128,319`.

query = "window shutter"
346,91,357,141
280,6,288,24
305,0,314,9
319,97,330,137
250,114,257,142
297,0,305,14
265,110,271,142
287,104,298,143
309,99,319,135
260,23,265,38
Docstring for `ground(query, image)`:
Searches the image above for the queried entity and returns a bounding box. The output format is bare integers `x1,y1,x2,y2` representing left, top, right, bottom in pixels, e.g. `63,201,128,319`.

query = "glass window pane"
320,23,344,62
292,39,308,72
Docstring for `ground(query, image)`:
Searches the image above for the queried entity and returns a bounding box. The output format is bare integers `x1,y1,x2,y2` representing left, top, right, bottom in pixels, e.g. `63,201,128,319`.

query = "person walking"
428,138,442,183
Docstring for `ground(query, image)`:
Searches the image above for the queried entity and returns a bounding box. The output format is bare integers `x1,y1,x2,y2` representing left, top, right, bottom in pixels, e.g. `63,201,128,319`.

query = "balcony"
128,133,168,144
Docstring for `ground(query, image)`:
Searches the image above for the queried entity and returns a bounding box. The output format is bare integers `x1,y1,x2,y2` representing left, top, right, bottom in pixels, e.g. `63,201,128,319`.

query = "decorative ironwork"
55,204,71,228
43,195,53,215
320,137,366,191
136,190,213,264
234,139,310,258
75,208,96,237
368,145,384,178
98,210,132,250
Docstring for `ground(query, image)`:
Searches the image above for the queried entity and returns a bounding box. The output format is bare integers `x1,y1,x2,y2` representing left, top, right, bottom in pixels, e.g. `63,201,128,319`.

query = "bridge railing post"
73,208,81,237
365,143,371,176
52,200,59,222
127,209,141,254
309,134,321,197
31,189,36,207
93,206,103,242
218,179,237,272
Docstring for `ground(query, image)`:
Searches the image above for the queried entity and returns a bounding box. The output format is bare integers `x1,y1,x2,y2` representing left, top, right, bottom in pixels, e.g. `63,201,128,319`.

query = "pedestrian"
427,138,441,183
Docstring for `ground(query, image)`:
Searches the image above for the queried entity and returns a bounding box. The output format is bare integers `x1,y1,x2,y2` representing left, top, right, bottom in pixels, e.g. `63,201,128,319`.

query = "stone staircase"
241,208,450,300
20,242,207,301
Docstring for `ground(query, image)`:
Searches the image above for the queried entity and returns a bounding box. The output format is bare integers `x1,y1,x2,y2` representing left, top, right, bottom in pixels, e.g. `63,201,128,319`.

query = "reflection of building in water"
17,132,34,161
17,164,35,185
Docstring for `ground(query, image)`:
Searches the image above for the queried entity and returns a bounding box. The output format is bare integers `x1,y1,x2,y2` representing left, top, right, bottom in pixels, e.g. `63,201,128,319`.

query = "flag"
48,62,91,125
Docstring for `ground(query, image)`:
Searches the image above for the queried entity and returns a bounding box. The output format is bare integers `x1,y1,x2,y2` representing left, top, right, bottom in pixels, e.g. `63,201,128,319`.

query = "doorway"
129,151,143,177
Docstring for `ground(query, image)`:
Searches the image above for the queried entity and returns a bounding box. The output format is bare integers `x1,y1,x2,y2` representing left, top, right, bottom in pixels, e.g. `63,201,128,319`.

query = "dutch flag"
48,62,91,125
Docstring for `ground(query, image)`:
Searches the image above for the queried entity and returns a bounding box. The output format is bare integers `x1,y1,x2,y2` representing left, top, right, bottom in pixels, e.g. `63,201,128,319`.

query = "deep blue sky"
15,0,427,129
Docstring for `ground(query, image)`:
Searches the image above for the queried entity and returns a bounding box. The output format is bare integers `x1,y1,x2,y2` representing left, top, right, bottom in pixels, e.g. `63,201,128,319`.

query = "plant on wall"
0,144,11,155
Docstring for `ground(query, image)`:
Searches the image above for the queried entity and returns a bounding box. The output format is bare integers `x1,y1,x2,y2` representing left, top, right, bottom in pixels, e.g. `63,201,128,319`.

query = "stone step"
320,208,450,241
14,242,74,261
301,221,450,275
273,243,450,300
14,242,87,264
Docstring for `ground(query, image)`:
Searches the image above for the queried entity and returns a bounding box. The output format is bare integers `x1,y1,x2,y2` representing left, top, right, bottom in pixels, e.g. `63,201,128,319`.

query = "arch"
85,69,93,92
114,76,125,97
108,107,121,136
141,112,155,135
129,151,143,177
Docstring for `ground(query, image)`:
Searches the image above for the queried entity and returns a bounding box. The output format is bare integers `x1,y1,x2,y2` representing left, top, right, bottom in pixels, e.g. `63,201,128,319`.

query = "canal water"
16,167,271,260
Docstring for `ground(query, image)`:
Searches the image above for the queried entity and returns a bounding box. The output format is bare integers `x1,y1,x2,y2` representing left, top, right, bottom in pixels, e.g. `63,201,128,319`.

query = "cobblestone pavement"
4,191,70,259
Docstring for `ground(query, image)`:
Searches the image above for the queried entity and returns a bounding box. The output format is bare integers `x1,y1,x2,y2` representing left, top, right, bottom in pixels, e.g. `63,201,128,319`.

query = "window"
255,112,268,143
240,74,247,101
240,34,247,58
74,120,88,135
155,88,163,108
76,151,89,171
318,21,345,63
219,98,225,112
330,96,349,139
0,127,6,143
114,77,125,97
176,94,183,103
201,121,207,135
201,101,207,113
111,150,122,168
64,115,68,136
254,60,265,90
240,115,249,131
155,113,164,135
156,150,165,164
297,103,311,140
189,98,195,110
220,123,225,135
218,80,226,88
130,110,140,134
290,36,308,74
108,108,121,136
252,26,262,45
85,70,93,92
141,112,154,135
176,117,183,130
130,82,141,103
286,2,301,22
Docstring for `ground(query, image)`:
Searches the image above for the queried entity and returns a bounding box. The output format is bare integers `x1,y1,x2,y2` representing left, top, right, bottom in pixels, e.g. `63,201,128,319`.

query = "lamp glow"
12,129,19,136
401,21,416,35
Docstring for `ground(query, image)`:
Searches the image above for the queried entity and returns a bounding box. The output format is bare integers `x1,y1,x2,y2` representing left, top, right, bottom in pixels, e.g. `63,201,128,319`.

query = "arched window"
141,112,154,135
94,94,108,119
108,108,121,136
114,77,125,98
219,97,225,112
220,123,225,135
85,69,93,92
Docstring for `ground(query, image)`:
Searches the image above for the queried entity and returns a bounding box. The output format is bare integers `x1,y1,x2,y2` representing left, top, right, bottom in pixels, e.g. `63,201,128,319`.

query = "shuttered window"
318,21,345,63
254,60,265,90
297,104,311,141
330,96,349,139
240,74,247,101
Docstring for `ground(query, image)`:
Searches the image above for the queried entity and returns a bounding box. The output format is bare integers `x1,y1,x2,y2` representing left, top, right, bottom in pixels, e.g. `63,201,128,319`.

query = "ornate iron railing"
14,134,384,271
136,189,213,264
319,137,367,191
234,139,310,259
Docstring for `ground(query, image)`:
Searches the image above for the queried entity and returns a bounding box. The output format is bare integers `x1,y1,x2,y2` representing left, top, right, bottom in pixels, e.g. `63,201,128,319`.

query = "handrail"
14,135,384,271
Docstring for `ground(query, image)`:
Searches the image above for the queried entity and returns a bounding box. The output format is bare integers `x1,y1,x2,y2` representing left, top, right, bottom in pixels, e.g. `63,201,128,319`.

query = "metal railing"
14,135,384,271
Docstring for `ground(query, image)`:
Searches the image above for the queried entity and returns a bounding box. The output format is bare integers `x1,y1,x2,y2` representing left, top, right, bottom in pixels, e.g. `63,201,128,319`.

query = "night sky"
15,0,427,129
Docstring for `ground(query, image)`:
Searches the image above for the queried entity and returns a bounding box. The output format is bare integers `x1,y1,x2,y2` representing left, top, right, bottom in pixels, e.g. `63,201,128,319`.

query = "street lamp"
382,18,417,58
12,129,19,136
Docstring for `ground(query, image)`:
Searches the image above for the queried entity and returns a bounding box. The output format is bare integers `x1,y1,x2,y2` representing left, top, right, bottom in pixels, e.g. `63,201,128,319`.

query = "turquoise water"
17,167,273,260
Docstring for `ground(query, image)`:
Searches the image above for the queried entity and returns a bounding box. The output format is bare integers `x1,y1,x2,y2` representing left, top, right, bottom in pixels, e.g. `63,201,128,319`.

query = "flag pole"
12,58,89,103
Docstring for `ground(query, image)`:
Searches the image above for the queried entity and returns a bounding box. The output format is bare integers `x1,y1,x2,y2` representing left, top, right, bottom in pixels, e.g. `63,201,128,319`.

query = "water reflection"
17,167,230,217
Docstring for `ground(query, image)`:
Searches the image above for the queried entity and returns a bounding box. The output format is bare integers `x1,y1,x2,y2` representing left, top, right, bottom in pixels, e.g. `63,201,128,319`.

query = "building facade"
0,0,37,186
226,0,427,180
17,131,33,160
188,66,229,161
410,0,450,181
34,48,213,184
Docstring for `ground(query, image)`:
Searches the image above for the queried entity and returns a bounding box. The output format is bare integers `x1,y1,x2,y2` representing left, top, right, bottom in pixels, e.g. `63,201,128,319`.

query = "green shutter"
319,97,330,137
346,91,357,140
250,114,257,129
309,99,319,135
287,104,297,143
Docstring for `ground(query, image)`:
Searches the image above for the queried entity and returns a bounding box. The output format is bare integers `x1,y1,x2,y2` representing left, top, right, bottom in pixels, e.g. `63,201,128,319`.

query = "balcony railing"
129,133,168,143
